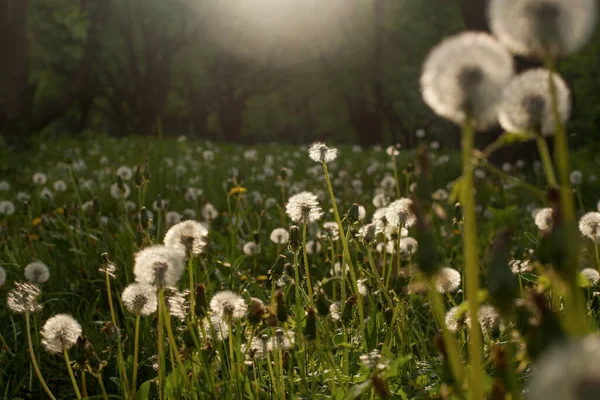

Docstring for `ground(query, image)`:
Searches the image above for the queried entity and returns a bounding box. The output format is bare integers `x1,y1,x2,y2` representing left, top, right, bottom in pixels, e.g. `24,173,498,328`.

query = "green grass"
0,134,599,399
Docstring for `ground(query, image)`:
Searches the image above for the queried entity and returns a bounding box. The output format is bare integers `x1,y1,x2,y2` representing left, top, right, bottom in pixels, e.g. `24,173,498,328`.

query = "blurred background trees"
1,0,598,147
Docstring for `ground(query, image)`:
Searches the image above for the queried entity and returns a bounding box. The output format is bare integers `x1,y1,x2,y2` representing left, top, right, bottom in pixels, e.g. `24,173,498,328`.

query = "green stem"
302,224,315,307
63,349,82,400
131,315,141,398
105,269,130,396
391,155,401,198
97,374,110,400
460,118,483,400
535,134,558,187
160,295,190,386
157,289,166,398
188,257,195,323
25,311,56,400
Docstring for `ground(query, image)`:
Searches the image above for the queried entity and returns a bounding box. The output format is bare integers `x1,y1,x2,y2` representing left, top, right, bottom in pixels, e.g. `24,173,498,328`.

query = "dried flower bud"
275,290,288,323
248,297,266,325
303,307,316,340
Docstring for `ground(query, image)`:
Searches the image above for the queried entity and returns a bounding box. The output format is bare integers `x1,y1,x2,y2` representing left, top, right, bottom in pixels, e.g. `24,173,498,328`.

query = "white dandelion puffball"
420,32,514,129
210,290,247,321
489,0,597,59
579,212,600,241
308,142,338,163
202,315,230,341
53,180,67,192
498,69,571,135
166,289,189,321
122,283,157,316
399,237,419,256
286,191,324,224
570,170,583,185
0,200,15,216
385,198,417,228
41,314,82,354
164,220,209,257
581,268,600,286
271,329,295,351
203,202,220,220
0,180,10,191
7,282,41,314
116,165,133,180
534,207,554,231
0,266,6,286
133,245,186,288
270,228,290,244
24,261,50,284
435,267,462,294
243,241,260,256
165,211,181,226
306,240,322,255
32,173,47,186
110,183,130,200
445,306,468,333
528,335,600,400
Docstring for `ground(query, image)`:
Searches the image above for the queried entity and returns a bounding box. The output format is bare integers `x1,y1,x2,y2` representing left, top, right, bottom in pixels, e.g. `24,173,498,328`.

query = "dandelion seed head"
7,282,41,314
445,306,468,333
285,191,324,224
201,315,230,341
528,335,600,400
164,220,209,257
571,170,583,185
243,241,260,256
33,173,47,186
329,303,341,322
241,336,268,360
41,314,82,354
201,203,219,221
498,69,571,135
420,32,514,129
166,289,189,321
400,237,419,257
98,262,117,279
24,261,50,284
122,283,157,316
435,267,462,294
110,182,130,199
271,328,295,351
358,223,377,245
116,166,133,180
306,240,322,255
308,142,338,163
581,268,600,286
133,245,186,288
489,0,597,59
210,291,247,321
165,211,182,226
0,180,10,191
579,212,600,241
385,198,416,229
53,180,67,192
321,222,340,241
534,207,554,231
269,228,290,244
0,200,15,215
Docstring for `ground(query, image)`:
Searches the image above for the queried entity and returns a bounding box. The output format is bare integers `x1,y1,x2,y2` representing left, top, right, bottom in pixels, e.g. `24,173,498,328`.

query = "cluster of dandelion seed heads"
122,283,157,316
498,69,571,135
270,228,290,244
527,335,600,400
579,212,600,241
41,314,82,354
210,290,247,322
163,220,209,257
308,142,338,163
7,282,42,314
435,267,462,294
24,261,50,284
385,198,416,228
285,191,324,224
445,304,503,334
420,32,514,129
489,0,597,59
133,245,186,288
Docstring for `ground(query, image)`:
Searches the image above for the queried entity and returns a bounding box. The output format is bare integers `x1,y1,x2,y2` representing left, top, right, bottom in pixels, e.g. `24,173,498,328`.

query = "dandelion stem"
63,349,82,400
160,295,190,387
188,257,195,323
535,134,557,187
460,117,484,400
302,224,315,307
105,267,130,396
0,332,14,357
157,288,166,398
367,248,393,308
25,311,56,400
545,56,587,335
391,154,401,198
131,314,141,398
97,374,110,400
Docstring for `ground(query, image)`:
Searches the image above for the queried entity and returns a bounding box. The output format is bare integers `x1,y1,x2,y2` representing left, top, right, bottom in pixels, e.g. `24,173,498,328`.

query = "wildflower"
534,207,554,231
321,221,340,241
488,0,598,59
166,289,189,321
581,268,600,286
329,303,341,322
243,241,260,256
498,69,571,135
385,198,416,229
165,211,181,226
133,245,186,288
386,145,400,157
0,200,15,215
420,32,514,129
432,189,449,201
285,191,324,224
579,212,600,241
210,291,247,321
122,283,157,316
372,193,388,208
116,166,133,180
357,279,369,296
40,188,54,200
164,220,209,257
270,228,290,244
271,328,295,351
527,335,600,400
358,223,377,245
308,142,338,163
110,182,130,199
445,306,468,333
201,203,218,221
7,282,41,314
201,315,230,341
24,261,50,284
477,305,504,334
0,180,9,191
242,337,268,360
41,314,82,354
380,176,396,192
306,240,322,255
53,180,67,192
399,237,419,257
510,259,533,274
435,267,462,294
0,266,6,286
33,173,47,186
570,170,583,185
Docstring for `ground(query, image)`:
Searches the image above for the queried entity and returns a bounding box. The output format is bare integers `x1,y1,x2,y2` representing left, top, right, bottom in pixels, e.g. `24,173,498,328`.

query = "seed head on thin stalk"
270,228,290,244
498,69,571,136
308,142,338,163
285,191,324,224
434,267,462,294
420,32,514,129
489,0,597,59
7,282,42,314
581,268,600,286
534,207,555,232
385,198,417,229
209,290,247,321
163,220,209,257
122,283,157,316
24,261,50,284
579,212,600,242
133,245,186,289
41,314,82,355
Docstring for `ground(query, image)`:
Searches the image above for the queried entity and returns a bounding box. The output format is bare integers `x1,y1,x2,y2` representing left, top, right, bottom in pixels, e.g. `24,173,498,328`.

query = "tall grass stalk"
302,224,315,307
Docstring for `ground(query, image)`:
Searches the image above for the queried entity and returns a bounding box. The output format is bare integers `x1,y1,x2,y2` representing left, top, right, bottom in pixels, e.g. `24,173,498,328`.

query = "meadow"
2,1,600,399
